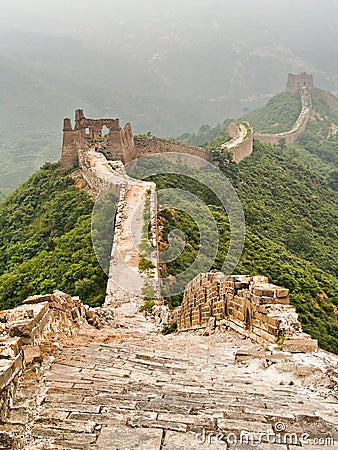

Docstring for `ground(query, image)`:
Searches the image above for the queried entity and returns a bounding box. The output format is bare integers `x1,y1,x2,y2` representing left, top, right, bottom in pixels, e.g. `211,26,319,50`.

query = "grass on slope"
177,121,232,147
0,163,107,309
235,142,338,278
243,92,302,134
297,90,338,167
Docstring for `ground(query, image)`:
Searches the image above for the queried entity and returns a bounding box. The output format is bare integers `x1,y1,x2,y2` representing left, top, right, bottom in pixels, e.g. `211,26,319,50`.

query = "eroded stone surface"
4,311,337,449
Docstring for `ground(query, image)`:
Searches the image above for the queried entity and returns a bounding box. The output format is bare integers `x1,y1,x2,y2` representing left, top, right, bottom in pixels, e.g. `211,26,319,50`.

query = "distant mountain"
1,14,338,191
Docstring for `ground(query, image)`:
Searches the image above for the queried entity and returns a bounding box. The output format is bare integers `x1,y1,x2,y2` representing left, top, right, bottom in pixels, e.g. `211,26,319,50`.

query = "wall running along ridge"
61,74,338,171
61,110,253,173
173,272,318,352
254,87,314,146
221,122,253,163
73,144,160,309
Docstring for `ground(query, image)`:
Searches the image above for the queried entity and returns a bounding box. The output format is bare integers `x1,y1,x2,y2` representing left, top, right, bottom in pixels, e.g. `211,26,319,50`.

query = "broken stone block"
253,285,277,298
276,288,289,298
203,317,216,336
8,322,32,339
22,294,55,305
235,347,265,362
282,338,318,353
0,312,7,324
0,340,19,360
23,346,42,365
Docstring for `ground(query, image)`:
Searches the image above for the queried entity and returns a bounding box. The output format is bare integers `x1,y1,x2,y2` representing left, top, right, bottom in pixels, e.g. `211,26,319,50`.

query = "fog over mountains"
1,0,338,188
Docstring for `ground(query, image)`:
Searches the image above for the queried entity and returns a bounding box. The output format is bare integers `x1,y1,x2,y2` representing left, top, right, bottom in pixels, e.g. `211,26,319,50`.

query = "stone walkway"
222,124,247,151
105,180,158,310
5,313,338,449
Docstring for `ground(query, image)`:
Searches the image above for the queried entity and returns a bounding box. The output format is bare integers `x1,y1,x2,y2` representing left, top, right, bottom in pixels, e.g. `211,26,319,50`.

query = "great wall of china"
173,273,318,353
0,74,338,448
254,85,314,146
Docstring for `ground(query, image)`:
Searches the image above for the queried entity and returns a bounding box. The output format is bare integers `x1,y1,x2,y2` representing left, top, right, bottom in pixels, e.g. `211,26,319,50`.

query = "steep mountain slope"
153,141,338,353
0,86,337,354
165,91,338,353
0,163,107,309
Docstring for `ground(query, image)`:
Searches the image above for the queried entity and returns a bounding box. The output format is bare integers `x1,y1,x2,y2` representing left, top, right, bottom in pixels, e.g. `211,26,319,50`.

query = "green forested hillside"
152,142,338,353
0,163,107,309
298,90,338,167
154,96,338,353
177,121,232,147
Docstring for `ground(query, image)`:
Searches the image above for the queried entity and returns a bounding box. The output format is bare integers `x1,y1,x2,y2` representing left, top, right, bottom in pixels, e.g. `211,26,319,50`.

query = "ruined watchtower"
286,72,314,94
61,109,136,173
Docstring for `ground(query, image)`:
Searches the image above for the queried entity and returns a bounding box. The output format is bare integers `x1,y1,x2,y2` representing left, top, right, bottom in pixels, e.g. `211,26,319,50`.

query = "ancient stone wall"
173,272,318,352
61,110,136,173
77,148,126,199
105,180,160,309
74,109,120,138
60,118,85,173
286,72,314,94
223,122,253,163
0,292,96,422
313,87,338,113
230,132,253,162
62,111,217,173
72,141,160,309
101,122,136,163
228,122,239,139
134,136,213,163
255,87,313,146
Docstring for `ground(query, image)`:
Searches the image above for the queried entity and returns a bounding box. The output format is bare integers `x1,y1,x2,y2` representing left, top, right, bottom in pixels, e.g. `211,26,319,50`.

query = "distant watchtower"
286,73,314,94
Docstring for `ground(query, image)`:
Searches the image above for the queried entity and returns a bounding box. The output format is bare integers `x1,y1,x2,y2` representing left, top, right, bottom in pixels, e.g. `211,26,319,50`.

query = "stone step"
5,316,338,449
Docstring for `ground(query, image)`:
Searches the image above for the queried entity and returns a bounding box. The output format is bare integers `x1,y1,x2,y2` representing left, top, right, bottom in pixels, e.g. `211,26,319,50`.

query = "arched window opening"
102,125,110,138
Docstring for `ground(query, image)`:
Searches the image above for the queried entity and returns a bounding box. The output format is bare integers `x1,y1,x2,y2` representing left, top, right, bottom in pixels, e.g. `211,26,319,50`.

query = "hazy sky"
2,0,337,38
1,0,338,187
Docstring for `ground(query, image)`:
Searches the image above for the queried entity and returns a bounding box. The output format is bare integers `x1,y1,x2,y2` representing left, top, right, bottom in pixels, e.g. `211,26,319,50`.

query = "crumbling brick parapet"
173,272,318,352
61,110,136,172
0,292,103,422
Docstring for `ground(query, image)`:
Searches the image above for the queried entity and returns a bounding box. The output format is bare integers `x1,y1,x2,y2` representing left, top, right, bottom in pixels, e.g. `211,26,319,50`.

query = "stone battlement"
286,72,314,94
61,110,136,172
173,272,318,352
0,292,106,423
61,110,253,173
